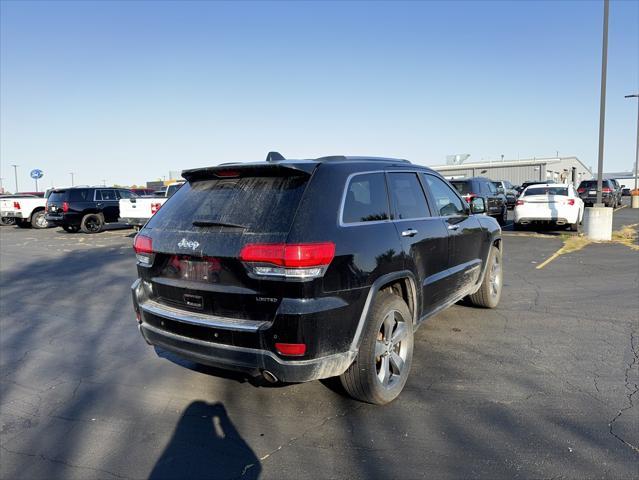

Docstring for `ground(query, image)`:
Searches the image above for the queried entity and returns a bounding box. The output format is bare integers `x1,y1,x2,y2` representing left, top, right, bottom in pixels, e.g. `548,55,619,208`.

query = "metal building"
428,156,593,186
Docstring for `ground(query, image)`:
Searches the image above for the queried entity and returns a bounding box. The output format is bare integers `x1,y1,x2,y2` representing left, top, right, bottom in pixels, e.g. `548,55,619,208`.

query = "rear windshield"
47,191,67,203
525,187,568,196
146,174,308,233
579,180,610,188
450,181,472,194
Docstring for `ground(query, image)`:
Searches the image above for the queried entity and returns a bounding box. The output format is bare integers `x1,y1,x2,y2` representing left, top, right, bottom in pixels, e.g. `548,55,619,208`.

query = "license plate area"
162,255,221,283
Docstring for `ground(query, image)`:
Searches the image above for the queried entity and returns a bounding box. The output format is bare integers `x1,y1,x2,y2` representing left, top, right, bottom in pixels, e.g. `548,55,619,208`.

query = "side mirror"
470,197,487,214
496,187,505,194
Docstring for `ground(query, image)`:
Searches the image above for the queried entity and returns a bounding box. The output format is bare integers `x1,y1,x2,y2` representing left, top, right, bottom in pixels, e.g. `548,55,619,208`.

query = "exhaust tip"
262,370,278,383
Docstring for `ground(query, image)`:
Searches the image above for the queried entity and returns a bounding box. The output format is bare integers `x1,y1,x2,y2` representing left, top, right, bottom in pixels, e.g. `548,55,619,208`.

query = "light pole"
625,94,639,192
583,0,613,241
595,0,609,206
11,165,19,193
69,172,75,186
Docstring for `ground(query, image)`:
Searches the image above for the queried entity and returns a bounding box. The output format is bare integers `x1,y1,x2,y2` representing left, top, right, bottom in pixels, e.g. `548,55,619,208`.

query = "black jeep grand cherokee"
132,154,503,404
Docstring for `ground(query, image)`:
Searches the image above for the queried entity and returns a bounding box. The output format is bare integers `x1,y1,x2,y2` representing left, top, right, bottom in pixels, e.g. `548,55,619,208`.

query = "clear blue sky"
1,0,637,190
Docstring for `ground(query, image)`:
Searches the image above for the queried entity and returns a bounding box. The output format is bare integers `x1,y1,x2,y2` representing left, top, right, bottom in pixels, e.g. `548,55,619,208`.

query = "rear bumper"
131,279,358,383
0,211,23,218
119,217,147,227
46,212,84,227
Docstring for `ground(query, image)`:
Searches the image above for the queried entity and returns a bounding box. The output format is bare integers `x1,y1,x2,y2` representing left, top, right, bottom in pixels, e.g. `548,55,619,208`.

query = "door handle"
447,224,459,231
401,228,418,237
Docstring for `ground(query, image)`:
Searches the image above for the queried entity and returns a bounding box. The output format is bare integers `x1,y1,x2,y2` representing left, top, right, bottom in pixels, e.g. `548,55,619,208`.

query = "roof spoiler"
182,161,316,182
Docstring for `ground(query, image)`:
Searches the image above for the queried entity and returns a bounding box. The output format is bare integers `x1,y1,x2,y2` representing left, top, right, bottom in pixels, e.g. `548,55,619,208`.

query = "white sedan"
514,183,584,231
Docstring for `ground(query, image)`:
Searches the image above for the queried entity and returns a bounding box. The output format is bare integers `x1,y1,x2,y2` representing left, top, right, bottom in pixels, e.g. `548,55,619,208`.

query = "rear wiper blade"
192,220,247,229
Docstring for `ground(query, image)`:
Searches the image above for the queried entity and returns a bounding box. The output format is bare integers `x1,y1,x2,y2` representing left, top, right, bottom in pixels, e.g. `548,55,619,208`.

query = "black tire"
62,224,80,233
81,213,104,234
16,220,31,228
498,207,508,226
340,291,414,405
468,245,502,309
30,210,48,229
569,211,581,232
1,217,16,226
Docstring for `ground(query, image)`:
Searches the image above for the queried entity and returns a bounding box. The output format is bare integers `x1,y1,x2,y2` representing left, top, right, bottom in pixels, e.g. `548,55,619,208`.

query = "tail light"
463,194,476,203
516,200,525,206
151,203,162,215
62,201,69,213
566,199,575,206
602,187,612,193
275,343,306,356
240,242,335,279
13,201,21,209
133,234,154,266
577,188,585,193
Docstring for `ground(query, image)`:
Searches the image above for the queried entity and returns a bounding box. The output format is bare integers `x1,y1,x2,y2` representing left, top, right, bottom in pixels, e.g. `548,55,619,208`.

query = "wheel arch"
348,271,418,353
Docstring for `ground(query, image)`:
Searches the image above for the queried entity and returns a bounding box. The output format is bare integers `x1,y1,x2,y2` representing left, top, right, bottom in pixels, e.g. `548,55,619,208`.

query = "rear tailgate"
120,198,167,220
0,199,18,215
139,163,315,323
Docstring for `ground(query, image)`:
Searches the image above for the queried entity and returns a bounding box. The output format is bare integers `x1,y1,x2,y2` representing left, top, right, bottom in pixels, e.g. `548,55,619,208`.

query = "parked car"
449,177,508,225
0,193,50,229
0,194,38,226
514,183,584,231
131,154,503,404
518,180,548,195
576,179,620,208
45,186,135,233
119,181,184,228
622,187,631,197
609,179,623,206
492,180,518,208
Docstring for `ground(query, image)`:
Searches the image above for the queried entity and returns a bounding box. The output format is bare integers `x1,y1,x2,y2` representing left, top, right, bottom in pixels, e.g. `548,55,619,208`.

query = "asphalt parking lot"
1,207,638,479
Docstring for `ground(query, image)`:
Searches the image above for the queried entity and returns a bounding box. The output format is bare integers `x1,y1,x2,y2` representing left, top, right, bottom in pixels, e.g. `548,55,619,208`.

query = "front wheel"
340,291,414,405
468,245,503,308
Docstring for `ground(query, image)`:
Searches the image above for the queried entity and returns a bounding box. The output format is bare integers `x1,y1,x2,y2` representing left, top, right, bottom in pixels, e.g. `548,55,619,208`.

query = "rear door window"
97,189,117,201
342,173,390,224
68,189,91,202
388,173,429,220
146,173,309,234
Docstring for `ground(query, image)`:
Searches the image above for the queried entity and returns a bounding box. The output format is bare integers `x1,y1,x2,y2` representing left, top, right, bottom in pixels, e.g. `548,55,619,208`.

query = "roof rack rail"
315,155,411,164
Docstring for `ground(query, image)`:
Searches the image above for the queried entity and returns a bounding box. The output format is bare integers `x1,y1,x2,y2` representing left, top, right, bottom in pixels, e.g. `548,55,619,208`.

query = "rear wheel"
340,291,414,405
62,224,80,233
569,210,581,232
31,210,48,229
1,217,16,226
81,213,104,233
468,245,502,309
498,207,508,225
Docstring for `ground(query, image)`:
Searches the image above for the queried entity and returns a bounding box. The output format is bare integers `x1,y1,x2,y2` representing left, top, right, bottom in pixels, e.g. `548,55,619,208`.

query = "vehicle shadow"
149,401,261,480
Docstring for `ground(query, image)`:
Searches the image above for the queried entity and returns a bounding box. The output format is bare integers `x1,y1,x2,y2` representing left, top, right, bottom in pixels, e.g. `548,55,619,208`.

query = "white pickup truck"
0,194,49,228
118,182,184,228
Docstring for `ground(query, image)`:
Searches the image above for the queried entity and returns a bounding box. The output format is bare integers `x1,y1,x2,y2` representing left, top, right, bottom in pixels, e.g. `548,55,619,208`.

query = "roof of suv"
182,152,434,181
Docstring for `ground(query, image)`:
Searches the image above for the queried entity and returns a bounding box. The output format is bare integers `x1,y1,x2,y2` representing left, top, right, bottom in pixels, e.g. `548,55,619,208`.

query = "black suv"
492,180,518,208
131,155,503,404
577,179,620,208
449,177,508,225
46,187,136,233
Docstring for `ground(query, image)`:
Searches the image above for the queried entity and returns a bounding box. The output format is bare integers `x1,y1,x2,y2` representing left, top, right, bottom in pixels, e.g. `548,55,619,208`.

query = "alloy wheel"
375,310,409,389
